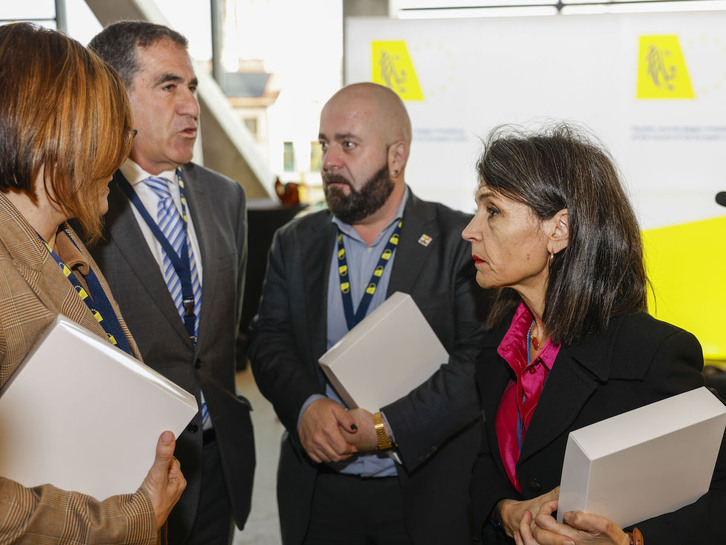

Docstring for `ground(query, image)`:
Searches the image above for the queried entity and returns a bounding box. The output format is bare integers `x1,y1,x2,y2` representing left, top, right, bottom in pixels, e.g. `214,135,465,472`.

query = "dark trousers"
303,471,413,545
183,437,234,545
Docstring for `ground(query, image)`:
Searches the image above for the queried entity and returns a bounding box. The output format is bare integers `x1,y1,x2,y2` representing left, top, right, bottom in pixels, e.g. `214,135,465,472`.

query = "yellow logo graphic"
339,265,348,276
637,36,694,99
372,41,424,101
366,283,377,295
373,265,384,277
91,309,103,322
341,282,350,294
381,248,393,260
74,285,88,300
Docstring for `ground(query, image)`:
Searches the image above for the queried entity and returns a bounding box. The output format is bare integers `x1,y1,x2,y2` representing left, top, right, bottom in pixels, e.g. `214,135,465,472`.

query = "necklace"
528,320,540,351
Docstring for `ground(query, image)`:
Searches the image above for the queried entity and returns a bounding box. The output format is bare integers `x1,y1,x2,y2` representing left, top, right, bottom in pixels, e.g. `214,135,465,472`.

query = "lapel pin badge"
417,234,432,247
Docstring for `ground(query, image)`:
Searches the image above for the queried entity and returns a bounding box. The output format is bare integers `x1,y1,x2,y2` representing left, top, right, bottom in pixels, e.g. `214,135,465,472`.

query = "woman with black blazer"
462,123,726,545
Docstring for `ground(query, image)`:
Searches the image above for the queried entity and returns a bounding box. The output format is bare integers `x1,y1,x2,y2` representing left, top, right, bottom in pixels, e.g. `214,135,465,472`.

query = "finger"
319,425,357,457
563,510,624,538
169,457,181,476
168,458,186,494
153,431,176,471
563,510,602,531
535,500,559,519
336,407,357,434
531,509,576,545
519,511,535,544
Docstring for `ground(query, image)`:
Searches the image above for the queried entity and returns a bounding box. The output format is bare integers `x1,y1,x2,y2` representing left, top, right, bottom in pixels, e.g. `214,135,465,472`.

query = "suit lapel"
518,331,612,465
388,191,437,294
179,164,213,352
105,171,190,345
300,213,337,372
480,324,517,478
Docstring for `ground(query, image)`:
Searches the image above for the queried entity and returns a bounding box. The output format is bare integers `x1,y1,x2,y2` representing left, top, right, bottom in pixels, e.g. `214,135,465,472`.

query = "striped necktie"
142,175,209,426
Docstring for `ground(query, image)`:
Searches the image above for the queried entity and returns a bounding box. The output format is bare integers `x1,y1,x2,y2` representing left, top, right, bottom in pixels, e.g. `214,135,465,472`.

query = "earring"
393,169,399,176
548,250,554,268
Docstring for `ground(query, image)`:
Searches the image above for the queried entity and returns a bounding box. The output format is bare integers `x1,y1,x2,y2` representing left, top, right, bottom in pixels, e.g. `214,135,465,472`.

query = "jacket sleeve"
248,227,324,437
632,327,726,545
381,222,489,471
0,478,159,545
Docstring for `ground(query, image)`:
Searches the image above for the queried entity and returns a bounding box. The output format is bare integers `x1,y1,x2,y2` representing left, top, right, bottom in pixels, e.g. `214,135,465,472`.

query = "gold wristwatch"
373,411,394,450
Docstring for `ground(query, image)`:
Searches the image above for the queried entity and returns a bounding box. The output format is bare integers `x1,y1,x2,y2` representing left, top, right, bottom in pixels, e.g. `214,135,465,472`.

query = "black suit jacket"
88,164,255,542
471,310,726,544
249,190,490,545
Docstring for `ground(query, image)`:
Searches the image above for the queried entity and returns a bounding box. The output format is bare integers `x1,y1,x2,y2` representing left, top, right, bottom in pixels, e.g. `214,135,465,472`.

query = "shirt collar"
120,158,177,187
333,185,409,245
55,229,90,276
497,301,559,372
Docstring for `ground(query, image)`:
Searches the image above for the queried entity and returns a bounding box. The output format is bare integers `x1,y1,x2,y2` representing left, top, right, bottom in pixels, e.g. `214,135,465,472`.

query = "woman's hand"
497,487,560,538
516,499,630,545
140,431,186,531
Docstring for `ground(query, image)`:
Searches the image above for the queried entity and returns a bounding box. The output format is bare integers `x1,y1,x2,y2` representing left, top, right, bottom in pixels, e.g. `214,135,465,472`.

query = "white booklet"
0,315,198,500
319,291,449,412
557,386,726,528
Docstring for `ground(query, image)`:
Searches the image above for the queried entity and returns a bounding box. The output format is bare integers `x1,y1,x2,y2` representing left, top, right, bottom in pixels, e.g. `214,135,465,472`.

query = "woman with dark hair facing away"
463,123,725,545
0,23,185,544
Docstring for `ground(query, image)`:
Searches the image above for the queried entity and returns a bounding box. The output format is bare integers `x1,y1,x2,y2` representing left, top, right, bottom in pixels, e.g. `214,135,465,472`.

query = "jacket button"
187,422,199,434
528,479,542,492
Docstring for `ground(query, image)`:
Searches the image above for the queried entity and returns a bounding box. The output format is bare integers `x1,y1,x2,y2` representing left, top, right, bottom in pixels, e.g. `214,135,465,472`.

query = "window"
310,141,322,172
283,141,295,172
243,117,258,138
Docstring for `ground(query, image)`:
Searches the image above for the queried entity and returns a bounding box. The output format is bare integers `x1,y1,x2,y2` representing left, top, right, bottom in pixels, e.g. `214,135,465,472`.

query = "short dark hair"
0,22,134,242
477,123,648,344
89,20,188,88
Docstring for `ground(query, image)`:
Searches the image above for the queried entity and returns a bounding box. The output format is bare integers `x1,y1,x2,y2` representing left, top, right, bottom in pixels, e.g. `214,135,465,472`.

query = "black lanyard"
117,170,197,344
337,220,403,330
40,232,132,355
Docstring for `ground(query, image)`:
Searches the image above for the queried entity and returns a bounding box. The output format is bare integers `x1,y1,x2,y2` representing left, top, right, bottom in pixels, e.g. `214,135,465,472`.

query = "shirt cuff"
380,411,397,442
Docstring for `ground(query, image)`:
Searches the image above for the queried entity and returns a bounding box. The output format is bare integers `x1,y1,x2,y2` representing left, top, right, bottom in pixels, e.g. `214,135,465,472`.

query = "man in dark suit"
249,82,489,545
87,22,254,545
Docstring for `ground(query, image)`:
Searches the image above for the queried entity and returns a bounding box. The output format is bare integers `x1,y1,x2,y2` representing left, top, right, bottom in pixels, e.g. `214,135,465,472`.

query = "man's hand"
140,431,186,531
340,408,379,452
298,398,358,463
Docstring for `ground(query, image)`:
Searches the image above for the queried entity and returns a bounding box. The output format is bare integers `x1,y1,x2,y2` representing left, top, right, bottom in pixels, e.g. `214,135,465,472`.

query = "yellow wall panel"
644,216,726,362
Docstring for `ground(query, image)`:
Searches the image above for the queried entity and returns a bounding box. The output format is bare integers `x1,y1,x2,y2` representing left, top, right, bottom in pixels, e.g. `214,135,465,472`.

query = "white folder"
557,386,726,528
0,315,198,500
319,291,449,412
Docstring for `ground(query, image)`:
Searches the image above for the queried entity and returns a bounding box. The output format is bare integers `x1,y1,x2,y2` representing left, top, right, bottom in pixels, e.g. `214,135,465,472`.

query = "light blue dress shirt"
299,187,409,477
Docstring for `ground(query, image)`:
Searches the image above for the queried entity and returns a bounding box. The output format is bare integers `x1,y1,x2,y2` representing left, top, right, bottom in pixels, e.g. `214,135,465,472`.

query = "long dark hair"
478,123,648,344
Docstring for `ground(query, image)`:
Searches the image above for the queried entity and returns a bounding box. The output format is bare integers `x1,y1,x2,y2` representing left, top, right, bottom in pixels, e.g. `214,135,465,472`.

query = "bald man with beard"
249,83,489,545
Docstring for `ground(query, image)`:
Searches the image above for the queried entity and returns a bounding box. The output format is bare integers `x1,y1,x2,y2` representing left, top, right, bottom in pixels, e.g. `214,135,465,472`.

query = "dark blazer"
249,190,490,545
88,164,255,542
471,310,726,544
